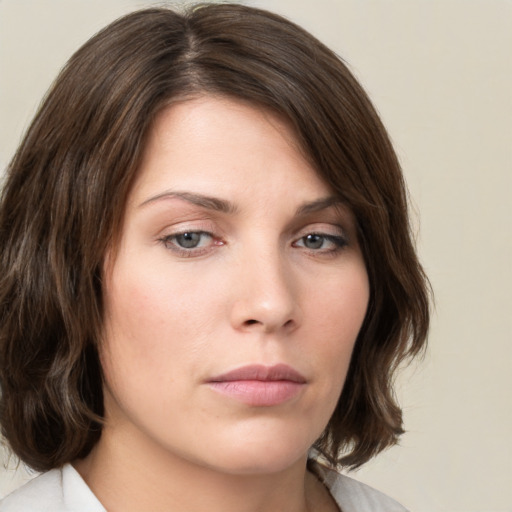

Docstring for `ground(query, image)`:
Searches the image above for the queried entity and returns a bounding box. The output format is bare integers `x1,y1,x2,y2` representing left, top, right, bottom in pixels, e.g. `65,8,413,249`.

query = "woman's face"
100,96,369,475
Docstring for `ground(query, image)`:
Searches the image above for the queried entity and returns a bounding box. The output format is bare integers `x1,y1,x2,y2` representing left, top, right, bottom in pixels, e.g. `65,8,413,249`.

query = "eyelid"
293,222,349,240
155,218,220,239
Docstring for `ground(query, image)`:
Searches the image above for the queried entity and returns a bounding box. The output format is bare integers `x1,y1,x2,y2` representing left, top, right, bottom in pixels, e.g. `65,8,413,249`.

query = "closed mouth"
206,364,307,406
208,363,307,384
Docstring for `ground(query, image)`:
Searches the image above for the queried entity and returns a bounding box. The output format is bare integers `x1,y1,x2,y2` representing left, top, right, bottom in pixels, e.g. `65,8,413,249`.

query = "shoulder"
311,461,409,512
0,464,104,512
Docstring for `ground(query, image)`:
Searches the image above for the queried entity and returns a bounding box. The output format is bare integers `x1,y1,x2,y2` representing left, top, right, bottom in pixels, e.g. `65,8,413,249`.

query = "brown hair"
0,3,429,472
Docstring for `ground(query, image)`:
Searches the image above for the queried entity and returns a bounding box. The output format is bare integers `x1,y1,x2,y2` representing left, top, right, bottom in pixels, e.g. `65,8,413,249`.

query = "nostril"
241,318,295,330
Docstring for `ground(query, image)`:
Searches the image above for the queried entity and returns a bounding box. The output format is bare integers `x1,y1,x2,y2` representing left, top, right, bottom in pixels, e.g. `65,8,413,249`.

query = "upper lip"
208,364,306,383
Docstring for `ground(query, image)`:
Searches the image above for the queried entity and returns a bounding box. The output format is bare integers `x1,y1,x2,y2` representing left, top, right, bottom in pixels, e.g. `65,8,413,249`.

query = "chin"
192,431,313,476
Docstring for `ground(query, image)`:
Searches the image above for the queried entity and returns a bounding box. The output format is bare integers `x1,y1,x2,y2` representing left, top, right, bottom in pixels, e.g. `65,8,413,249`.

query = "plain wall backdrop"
0,1,511,511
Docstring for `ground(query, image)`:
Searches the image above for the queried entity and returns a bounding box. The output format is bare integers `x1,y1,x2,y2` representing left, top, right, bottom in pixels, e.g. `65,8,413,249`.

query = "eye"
293,233,347,253
302,234,326,250
173,231,210,249
159,230,217,254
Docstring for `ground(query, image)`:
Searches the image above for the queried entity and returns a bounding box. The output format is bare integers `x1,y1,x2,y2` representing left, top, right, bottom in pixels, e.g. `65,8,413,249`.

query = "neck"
74,423,334,512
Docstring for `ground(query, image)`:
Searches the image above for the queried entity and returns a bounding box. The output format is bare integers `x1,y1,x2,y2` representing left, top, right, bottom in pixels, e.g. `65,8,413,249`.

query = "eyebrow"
295,196,346,215
139,190,344,216
138,191,238,214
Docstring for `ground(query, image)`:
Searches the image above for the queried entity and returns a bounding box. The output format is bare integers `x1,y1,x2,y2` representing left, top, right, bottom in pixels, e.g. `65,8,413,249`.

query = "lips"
206,364,307,406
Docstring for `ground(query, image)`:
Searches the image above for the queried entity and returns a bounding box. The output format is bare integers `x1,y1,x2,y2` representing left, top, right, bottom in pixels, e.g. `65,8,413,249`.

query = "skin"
75,96,370,512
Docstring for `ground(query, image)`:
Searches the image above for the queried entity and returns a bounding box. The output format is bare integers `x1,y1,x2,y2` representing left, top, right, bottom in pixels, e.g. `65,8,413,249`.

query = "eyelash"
158,229,348,258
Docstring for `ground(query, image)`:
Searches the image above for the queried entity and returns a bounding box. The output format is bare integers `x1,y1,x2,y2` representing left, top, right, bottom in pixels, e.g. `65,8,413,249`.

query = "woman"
0,4,429,511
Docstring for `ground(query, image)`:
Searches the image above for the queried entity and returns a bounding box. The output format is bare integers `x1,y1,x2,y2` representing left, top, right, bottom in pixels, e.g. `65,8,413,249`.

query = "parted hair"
0,3,429,472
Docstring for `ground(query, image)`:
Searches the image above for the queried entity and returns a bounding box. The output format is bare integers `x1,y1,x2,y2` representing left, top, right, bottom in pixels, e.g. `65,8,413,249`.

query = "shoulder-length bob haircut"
0,3,429,472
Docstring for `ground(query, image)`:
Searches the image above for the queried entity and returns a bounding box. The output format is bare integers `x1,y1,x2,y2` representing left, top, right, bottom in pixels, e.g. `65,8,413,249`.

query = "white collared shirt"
0,463,408,512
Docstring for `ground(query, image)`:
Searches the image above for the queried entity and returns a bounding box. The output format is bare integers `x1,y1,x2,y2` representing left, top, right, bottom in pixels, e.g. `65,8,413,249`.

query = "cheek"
100,268,178,398
99,254,228,407
99,274,194,432
310,263,369,339
104,260,211,349
307,265,369,387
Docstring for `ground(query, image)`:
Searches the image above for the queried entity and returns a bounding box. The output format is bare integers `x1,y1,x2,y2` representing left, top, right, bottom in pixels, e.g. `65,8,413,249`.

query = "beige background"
1,1,511,511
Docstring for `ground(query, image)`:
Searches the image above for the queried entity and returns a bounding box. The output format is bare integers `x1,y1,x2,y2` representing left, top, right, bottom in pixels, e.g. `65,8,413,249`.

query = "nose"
229,248,300,335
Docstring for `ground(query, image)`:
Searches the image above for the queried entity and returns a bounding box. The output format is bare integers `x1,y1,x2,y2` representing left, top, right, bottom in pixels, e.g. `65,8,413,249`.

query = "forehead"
129,95,333,208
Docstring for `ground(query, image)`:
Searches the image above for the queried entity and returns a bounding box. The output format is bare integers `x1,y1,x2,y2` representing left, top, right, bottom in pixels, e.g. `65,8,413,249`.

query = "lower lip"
208,380,305,406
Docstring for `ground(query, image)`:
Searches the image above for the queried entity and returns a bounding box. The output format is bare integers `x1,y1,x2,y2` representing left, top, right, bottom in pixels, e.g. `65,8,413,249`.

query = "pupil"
177,232,200,248
305,234,323,249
